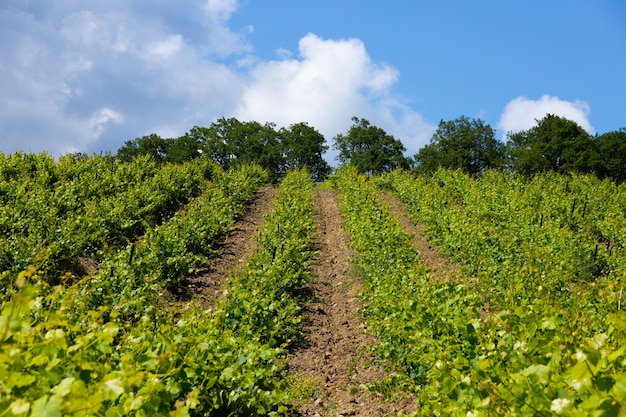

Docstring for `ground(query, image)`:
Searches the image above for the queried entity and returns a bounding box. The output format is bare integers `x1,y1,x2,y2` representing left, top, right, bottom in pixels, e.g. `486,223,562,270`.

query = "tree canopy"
410,114,626,183
279,122,331,182
116,134,173,164
116,118,331,183
595,128,626,183
195,118,284,182
115,114,626,184
413,116,504,175
506,114,597,176
333,117,409,175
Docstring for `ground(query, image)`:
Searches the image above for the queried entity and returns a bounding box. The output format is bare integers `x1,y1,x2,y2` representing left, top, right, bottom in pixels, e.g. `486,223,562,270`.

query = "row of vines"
331,165,626,415
5,150,626,415
1,151,316,415
0,152,216,282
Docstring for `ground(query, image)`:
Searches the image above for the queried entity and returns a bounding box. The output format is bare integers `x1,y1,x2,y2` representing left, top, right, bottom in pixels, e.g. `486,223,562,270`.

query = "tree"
189,119,238,167
191,118,331,182
280,122,331,182
190,118,284,182
333,117,409,175
413,116,504,175
233,121,284,183
596,128,626,183
506,114,597,176
165,135,201,164
116,134,171,164
118,118,334,183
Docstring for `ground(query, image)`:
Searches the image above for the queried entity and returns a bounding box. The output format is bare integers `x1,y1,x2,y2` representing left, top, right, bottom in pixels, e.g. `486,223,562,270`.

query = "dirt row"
378,191,462,281
178,186,277,309
286,189,417,416
187,186,462,415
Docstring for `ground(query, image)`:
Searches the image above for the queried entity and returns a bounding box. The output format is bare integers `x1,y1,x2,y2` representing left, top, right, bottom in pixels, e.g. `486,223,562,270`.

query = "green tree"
413,116,504,175
596,128,626,183
123,118,333,183
333,117,409,175
116,134,171,164
187,122,233,167
280,122,331,182
506,114,597,176
190,118,284,182
165,135,201,164
233,121,284,183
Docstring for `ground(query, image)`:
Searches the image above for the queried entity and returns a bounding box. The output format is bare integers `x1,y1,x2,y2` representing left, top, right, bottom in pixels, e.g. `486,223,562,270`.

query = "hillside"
1,153,625,416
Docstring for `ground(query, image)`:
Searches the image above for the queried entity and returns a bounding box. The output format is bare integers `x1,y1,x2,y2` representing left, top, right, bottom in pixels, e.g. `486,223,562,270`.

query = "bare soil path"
170,185,462,415
174,186,276,309
287,189,417,417
378,191,462,281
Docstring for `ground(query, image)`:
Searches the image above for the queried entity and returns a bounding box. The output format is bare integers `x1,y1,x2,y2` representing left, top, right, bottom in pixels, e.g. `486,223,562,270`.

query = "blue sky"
1,1,624,160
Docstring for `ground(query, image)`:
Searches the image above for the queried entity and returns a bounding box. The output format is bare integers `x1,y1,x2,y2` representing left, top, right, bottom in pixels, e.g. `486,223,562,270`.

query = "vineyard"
1,152,626,416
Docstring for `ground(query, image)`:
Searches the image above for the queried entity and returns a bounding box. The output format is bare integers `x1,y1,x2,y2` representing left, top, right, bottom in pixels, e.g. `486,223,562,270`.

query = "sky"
1,1,625,162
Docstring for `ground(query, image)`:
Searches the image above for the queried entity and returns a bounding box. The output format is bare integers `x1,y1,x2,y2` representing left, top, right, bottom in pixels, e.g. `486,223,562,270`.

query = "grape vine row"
1,157,315,415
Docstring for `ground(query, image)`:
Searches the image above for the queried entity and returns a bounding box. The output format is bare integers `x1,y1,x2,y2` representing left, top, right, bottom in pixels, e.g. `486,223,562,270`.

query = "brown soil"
166,185,463,415
378,191,462,281
377,192,491,319
286,189,417,417
173,186,276,309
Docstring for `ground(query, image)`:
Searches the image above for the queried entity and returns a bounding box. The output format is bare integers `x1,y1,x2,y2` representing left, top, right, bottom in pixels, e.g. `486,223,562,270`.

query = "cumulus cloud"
372,98,436,157
236,34,388,136
0,1,433,159
236,33,434,159
498,95,594,137
0,1,248,155
205,0,239,21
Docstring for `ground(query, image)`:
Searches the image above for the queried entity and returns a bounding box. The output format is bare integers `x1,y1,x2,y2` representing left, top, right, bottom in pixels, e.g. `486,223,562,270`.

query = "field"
1,153,626,416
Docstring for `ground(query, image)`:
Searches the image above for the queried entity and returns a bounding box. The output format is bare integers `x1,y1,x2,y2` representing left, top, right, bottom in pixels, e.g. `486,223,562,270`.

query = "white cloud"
498,95,594,137
0,2,433,160
146,34,184,60
205,0,239,21
0,1,248,155
235,33,434,159
372,98,436,156
60,11,110,50
88,107,123,139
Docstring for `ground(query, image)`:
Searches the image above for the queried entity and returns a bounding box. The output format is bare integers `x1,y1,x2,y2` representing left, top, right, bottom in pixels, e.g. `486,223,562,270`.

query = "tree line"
116,114,626,183
116,118,331,183
414,114,626,183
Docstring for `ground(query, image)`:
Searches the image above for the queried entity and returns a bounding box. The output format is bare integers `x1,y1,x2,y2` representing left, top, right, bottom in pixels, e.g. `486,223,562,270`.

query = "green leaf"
541,317,557,330
9,372,37,388
611,375,626,399
125,395,145,411
30,395,62,417
104,378,125,399
9,399,31,415
51,377,75,397
521,364,549,378
568,356,593,392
